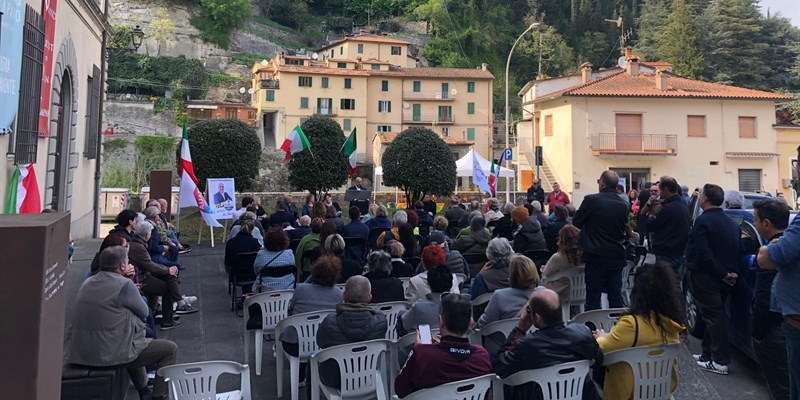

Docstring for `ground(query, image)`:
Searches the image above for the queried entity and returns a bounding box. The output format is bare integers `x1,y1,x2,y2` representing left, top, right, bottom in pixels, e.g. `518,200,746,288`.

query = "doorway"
263,111,277,148
52,69,73,211
615,113,642,152
610,168,650,194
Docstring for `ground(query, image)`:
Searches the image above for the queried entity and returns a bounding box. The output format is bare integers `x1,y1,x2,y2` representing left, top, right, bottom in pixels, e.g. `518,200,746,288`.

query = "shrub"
287,116,349,199
381,127,456,204
177,119,262,192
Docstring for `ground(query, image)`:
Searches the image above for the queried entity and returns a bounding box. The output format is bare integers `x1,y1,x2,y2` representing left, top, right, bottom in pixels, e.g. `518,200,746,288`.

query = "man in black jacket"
685,183,740,375
751,199,790,399
494,288,601,400
572,170,629,310
526,179,545,205
645,176,690,280
270,200,297,228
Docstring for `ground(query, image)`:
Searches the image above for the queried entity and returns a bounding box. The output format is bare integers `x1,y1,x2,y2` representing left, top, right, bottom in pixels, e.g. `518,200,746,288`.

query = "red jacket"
394,336,493,398
547,191,570,208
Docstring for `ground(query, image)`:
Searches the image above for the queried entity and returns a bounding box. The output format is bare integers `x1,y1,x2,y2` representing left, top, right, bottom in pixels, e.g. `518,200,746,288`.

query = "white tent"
455,148,514,178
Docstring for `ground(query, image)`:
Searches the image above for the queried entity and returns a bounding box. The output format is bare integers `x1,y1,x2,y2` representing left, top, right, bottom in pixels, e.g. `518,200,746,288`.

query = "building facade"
251,33,494,172
774,125,800,208
186,101,258,127
516,56,791,206
0,0,110,238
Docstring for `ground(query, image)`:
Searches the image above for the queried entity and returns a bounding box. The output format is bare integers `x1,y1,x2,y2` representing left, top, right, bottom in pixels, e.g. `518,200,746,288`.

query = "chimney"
481,63,487,71
655,69,668,91
356,57,363,70
580,62,593,84
625,47,640,77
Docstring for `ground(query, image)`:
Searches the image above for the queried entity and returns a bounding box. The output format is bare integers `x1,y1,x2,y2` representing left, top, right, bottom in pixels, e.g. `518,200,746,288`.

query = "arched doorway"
51,68,73,211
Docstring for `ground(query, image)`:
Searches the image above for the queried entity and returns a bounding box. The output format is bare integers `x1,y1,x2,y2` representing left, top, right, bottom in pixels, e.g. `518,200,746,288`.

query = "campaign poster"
207,178,236,220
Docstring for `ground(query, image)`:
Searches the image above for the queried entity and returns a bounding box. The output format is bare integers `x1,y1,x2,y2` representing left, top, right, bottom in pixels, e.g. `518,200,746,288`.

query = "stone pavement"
63,239,737,400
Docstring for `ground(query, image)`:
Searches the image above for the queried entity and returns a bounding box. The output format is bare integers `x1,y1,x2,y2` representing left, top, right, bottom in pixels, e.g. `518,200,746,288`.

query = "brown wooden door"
615,113,642,152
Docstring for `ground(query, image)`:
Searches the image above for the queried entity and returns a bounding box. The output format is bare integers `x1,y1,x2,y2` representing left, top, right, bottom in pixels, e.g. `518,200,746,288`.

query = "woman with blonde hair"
478,254,540,327
541,225,583,304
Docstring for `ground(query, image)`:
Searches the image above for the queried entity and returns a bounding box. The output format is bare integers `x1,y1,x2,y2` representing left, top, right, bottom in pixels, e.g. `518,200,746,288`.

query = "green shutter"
382,80,388,91
344,78,351,89
343,119,351,131
412,104,421,121
413,81,420,92
467,128,475,140
266,90,275,102
467,82,475,93
468,102,475,115
321,77,328,88
387,101,392,113
300,97,308,108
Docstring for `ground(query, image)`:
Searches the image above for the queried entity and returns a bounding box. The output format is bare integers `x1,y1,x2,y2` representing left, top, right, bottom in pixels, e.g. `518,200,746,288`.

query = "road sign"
503,148,512,161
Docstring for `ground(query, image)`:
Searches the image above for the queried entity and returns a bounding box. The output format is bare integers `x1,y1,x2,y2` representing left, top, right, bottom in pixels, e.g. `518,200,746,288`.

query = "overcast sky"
760,0,799,27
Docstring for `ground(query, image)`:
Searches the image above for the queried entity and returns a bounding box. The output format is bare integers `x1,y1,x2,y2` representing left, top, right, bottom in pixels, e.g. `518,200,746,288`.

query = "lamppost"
131,25,145,51
505,22,540,202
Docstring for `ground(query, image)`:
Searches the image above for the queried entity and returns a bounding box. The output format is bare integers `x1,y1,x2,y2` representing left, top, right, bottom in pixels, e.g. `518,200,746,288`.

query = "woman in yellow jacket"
593,263,686,400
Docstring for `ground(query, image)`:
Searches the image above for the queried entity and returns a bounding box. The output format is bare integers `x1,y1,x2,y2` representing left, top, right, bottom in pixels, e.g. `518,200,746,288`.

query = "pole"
505,22,540,203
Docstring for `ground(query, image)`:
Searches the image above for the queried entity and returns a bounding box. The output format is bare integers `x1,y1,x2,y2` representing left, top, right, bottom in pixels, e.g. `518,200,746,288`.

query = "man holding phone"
394,293,492,398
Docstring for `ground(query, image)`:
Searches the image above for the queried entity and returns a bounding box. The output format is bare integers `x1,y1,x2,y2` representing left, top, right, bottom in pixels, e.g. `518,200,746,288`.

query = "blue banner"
0,0,25,134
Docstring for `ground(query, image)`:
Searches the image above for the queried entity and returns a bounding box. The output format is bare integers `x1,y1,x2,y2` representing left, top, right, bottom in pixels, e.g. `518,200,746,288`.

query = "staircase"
519,139,556,193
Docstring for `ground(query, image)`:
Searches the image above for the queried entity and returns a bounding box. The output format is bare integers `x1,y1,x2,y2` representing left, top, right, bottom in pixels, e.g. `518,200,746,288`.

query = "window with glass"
371,64,380,70
337,62,347,69
467,102,475,115
343,119,351,131
357,44,364,54
378,100,392,113
340,99,356,110
225,108,237,119
466,127,475,140
377,125,392,132
321,77,329,88
413,81,421,92
381,80,389,91
391,46,402,55
467,81,475,93
300,97,309,109
266,90,275,102
344,78,352,89
298,76,313,87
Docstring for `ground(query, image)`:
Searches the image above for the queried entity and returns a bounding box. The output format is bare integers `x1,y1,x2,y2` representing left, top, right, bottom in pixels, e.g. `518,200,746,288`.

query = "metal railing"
260,79,280,89
401,113,455,124
315,107,338,116
402,91,455,101
590,133,677,155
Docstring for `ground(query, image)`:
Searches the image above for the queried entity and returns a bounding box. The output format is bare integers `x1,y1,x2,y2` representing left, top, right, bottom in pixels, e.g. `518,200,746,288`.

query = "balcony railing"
590,133,678,156
315,107,337,116
260,79,280,89
402,113,455,124
403,91,455,101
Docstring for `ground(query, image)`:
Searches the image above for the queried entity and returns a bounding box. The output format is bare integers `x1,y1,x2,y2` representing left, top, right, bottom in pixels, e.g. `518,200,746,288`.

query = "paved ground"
63,238,770,399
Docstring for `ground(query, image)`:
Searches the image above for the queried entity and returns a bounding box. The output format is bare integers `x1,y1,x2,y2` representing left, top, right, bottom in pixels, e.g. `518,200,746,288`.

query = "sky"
760,0,800,27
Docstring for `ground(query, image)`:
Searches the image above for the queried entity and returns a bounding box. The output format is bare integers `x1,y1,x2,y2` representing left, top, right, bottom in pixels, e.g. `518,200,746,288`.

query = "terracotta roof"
725,152,780,158
641,61,673,68
275,65,371,77
379,132,473,146
562,71,792,101
373,67,494,80
318,33,412,51
362,58,392,65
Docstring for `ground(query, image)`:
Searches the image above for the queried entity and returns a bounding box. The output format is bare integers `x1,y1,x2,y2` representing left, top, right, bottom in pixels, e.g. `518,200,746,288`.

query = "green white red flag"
178,124,223,228
4,163,40,214
342,128,357,177
280,125,312,162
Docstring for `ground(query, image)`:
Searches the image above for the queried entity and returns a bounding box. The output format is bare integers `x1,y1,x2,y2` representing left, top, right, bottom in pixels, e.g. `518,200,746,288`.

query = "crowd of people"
66,150,800,400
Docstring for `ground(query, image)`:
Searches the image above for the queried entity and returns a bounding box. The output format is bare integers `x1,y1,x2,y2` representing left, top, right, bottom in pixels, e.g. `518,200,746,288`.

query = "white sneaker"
182,295,197,304
697,360,729,375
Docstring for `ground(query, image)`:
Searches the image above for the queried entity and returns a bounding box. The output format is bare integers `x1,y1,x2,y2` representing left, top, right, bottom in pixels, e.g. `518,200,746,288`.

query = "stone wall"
104,100,180,137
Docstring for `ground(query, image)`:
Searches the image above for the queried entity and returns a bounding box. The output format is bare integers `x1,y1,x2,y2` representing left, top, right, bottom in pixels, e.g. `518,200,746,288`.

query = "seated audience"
457,216,492,275
253,228,295,292
416,231,469,278
302,193,314,217
340,206,370,261
406,245,460,303
421,216,451,248
594,263,685,400
469,238,513,300
377,210,407,247
69,246,178,400
287,215,312,241
144,206,179,267
492,202,516,241
542,225,583,305
397,265,453,337
295,217,324,280
388,241,414,277
456,210,484,239
314,276,388,393
270,200,297,227
225,216,261,271
544,205,569,254
229,211,264,247
484,198,504,222
323,193,342,216
366,205,393,231
530,200,549,228
394,293,493,398
281,255,344,383
494,288,601,400
511,206,547,254
444,198,466,237
324,205,345,232
364,250,405,303
322,234,363,283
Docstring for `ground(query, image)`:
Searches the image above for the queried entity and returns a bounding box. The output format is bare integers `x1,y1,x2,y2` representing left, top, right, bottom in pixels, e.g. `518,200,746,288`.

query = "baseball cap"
428,231,447,246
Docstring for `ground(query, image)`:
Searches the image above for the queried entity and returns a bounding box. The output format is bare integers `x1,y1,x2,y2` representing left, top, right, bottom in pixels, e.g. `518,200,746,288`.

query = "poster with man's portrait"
207,178,236,220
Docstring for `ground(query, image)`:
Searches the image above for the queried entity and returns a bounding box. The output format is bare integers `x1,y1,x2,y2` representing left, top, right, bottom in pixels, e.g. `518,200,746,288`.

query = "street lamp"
131,25,145,51
505,22,540,202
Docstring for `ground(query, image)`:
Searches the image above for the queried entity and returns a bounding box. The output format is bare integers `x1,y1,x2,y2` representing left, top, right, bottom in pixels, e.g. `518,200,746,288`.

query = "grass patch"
243,24,305,50
175,209,229,244
250,15,296,35
230,53,264,67
207,73,237,87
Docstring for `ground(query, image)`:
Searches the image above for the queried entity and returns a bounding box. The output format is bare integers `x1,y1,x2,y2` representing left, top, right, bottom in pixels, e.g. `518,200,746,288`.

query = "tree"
381,127,456,204
635,0,670,61
190,0,251,48
758,14,800,91
287,116,350,200
658,0,704,78
704,0,769,87
178,119,262,192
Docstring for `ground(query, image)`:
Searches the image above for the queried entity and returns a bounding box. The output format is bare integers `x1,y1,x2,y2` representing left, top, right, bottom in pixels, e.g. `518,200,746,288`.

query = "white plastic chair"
542,267,586,321
469,317,520,353
621,262,635,306
373,301,410,341
392,374,495,400
335,283,347,291
309,339,391,400
492,360,590,400
470,292,494,308
243,290,294,375
570,308,626,332
603,344,680,400
454,273,468,287
399,277,411,294
158,361,251,400
275,310,336,400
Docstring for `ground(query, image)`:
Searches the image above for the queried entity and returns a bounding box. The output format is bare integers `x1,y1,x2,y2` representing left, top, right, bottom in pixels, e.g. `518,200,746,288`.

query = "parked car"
686,190,797,359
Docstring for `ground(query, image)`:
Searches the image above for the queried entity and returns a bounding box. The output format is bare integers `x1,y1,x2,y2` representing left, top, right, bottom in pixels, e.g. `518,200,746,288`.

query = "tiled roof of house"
372,67,494,80
562,71,792,100
275,65,371,76
318,33,412,51
378,132,473,146
725,152,780,158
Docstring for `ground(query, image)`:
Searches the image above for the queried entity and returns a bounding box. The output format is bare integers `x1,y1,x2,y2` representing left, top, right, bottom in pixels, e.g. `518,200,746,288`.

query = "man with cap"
424,231,469,278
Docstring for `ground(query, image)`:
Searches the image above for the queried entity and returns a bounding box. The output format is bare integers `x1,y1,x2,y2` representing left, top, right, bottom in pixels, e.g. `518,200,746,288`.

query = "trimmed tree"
176,119,261,192
287,116,349,200
381,127,456,204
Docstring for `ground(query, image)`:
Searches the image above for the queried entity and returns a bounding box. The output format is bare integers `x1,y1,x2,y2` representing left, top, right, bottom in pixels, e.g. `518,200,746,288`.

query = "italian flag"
489,162,497,198
280,125,311,162
5,164,41,214
178,124,223,228
343,128,357,177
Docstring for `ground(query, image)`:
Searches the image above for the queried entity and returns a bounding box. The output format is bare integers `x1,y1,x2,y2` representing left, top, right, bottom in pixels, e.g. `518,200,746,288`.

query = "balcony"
402,113,455,124
403,91,455,101
590,134,677,156
315,107,337,116
260,79,280,89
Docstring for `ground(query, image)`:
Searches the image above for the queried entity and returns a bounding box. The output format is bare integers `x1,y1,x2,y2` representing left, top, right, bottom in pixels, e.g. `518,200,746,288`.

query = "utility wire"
439,0,470,65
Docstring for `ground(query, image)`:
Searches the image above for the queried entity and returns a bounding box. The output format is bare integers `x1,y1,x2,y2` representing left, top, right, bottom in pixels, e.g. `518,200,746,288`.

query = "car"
685,190,797,360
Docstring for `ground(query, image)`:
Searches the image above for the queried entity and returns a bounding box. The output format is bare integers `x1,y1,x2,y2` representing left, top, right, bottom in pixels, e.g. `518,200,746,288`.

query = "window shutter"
738,117,756,138
687,115,706,137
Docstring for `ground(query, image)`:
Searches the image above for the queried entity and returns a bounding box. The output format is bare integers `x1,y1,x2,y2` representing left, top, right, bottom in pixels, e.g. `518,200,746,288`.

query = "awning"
725,152,779,158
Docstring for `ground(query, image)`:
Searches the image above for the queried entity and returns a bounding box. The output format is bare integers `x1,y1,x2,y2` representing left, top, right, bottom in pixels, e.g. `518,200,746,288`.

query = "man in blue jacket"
685,183,740,375
646,176,690,281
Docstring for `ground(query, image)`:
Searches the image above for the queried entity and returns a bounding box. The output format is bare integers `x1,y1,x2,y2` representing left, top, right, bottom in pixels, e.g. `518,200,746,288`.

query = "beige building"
516,56,792,206
1,0,110,238
774,124,800,207
251,33,494,173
